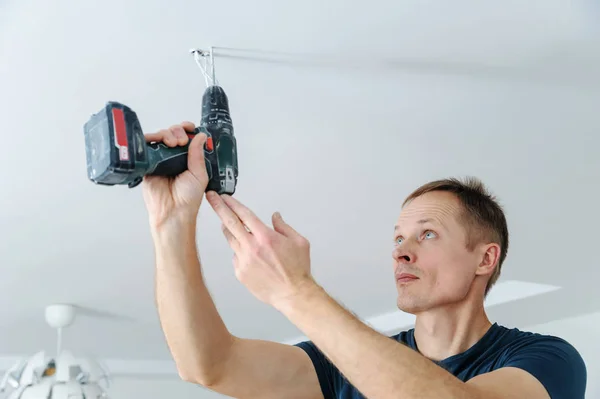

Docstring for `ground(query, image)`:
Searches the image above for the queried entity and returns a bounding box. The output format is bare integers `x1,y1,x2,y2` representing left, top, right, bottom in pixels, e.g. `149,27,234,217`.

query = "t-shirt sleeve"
295,340,341,399
503,335,587,399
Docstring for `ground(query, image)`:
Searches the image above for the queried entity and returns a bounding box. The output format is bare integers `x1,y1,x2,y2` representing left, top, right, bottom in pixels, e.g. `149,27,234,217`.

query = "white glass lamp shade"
0,350,110,399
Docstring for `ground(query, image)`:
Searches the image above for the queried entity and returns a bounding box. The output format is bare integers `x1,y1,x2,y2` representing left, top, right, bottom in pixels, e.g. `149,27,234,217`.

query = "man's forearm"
153,216,234,385
278,283,477,399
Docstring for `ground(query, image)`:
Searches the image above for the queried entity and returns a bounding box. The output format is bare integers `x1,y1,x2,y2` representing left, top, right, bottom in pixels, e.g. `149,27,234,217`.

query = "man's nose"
392,245,416,264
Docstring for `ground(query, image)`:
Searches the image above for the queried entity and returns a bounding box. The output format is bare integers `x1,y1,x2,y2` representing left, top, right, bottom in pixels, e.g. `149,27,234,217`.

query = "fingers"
272,212,308,248
222,223,241,252
221,195,270,237
207,192,252,244
170,124,189,146
180,121,196,132
188,133,208,181
271,212,296,238
145,122,196,147
145,129,176,146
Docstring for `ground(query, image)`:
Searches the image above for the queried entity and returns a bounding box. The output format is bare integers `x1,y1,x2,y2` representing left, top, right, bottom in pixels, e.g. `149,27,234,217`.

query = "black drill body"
83,85,238,194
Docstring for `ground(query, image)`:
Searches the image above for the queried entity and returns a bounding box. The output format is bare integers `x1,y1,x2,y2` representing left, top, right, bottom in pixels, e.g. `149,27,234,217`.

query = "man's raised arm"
152,217,322,399
143,123,322,399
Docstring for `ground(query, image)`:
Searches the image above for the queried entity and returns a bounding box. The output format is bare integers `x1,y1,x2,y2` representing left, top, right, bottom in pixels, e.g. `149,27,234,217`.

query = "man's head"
393,177,509,313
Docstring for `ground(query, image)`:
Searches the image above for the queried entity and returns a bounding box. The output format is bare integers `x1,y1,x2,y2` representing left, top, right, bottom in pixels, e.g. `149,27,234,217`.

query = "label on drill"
111,107,130,161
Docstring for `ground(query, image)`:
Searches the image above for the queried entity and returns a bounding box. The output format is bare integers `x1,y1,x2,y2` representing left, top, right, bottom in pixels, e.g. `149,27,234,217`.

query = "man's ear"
475,243,501,277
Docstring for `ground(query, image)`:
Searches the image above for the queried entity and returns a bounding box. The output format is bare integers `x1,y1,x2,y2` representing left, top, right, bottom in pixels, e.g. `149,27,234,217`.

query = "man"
143,123,587,399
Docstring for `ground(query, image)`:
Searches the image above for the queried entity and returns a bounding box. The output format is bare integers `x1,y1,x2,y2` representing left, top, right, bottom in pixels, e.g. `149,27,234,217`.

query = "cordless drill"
83,85,238,193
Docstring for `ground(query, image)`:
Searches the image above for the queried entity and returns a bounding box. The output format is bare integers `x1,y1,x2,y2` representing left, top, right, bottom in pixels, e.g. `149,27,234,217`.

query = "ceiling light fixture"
0,304,111,399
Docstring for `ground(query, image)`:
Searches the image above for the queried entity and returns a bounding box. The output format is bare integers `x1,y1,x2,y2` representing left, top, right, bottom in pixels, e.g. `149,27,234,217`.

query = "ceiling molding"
0,280,561,377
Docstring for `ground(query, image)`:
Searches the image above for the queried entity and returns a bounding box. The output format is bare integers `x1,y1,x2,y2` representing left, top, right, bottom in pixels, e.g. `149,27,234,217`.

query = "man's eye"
395,237,404,245
424,231,437,239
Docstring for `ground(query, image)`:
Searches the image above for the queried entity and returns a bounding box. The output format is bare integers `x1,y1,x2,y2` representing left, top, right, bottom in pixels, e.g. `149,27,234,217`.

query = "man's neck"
412,299,492,362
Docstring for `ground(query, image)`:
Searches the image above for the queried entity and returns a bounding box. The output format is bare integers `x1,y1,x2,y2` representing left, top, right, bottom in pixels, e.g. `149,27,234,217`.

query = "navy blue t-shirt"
295,323,586,398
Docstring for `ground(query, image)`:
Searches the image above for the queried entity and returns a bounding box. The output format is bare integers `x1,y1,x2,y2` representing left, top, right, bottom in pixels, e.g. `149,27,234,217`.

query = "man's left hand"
206,192,316,309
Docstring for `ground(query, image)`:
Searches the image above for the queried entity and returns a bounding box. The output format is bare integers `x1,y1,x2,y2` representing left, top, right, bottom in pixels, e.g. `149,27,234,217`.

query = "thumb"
188,133,208,181
272,212,298,238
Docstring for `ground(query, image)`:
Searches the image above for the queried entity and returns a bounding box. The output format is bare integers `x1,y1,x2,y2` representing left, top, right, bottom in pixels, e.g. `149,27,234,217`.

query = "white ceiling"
1,0,599,381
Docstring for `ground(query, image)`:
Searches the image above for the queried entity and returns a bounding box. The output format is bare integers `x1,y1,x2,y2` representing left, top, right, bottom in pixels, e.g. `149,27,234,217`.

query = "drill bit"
190,48,217,87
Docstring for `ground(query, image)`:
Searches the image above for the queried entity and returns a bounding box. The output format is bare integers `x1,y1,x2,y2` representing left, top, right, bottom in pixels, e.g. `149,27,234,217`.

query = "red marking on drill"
112,107,129,161
187,133,213,151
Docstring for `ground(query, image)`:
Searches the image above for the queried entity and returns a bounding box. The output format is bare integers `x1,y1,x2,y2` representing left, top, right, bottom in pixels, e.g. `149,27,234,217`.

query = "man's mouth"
396,272,419,283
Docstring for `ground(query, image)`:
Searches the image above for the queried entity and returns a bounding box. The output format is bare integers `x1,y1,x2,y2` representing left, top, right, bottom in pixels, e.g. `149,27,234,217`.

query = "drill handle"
146,127,238,195
146,127,210,177
145,142,195,176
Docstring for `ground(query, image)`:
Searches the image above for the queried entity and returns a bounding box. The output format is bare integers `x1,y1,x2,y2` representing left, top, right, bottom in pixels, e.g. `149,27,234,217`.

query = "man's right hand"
141,122,209,229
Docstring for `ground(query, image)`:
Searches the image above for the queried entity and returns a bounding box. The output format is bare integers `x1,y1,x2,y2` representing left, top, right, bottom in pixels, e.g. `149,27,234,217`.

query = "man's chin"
396,295,426,315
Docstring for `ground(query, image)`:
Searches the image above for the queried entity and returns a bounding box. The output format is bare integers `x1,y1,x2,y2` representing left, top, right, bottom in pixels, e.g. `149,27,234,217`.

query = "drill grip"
146,127,238,195
146,143,193,175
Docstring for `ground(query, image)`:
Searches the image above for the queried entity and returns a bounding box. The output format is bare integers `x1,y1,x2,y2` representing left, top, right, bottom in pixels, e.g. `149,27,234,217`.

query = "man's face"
392,191,483,313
